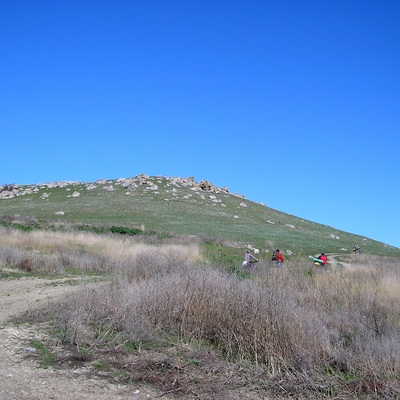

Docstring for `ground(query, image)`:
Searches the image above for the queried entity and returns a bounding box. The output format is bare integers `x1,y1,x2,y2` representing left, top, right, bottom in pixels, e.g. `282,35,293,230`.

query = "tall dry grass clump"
0,226,201,274
50,250,400,397
57,263,322,372
282,256,400,395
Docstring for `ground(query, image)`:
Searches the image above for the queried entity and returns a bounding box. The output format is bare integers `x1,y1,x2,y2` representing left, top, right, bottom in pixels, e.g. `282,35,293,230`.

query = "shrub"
109,226,142,236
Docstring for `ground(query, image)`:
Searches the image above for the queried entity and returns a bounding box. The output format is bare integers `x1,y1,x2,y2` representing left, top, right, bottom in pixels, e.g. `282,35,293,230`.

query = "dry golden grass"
0,226,202,274
4,225,400,398
48,252,400,397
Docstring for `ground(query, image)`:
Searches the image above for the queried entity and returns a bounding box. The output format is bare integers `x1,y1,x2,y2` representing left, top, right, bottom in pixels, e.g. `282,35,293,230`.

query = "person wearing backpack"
317,252,328,266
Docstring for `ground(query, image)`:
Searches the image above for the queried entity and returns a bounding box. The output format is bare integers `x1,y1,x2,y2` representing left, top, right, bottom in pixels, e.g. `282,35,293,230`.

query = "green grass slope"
1,175,399,257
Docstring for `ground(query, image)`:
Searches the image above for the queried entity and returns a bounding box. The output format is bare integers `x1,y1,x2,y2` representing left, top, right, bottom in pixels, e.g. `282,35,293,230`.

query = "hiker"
353,244,361,254
271,249,284,267
242,249,258,269
317,252,328,266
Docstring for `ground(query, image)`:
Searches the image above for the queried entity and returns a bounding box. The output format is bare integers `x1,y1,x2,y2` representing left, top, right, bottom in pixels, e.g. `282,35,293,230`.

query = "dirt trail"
0,274,171,400
326,253,352,269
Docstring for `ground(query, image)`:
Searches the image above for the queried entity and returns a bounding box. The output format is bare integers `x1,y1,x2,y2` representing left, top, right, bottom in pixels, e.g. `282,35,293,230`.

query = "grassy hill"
2,175,400,399
1,174,399,258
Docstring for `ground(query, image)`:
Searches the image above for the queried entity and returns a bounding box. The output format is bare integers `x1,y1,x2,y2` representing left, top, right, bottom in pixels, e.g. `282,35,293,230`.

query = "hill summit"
1,174,238,200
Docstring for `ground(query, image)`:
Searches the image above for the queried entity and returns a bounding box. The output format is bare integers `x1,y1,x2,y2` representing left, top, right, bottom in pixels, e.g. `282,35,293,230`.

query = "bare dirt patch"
0,274,174,400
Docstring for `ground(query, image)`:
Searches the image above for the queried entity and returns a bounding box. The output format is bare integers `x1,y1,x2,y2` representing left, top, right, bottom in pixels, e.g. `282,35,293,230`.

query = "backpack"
271,250,277,260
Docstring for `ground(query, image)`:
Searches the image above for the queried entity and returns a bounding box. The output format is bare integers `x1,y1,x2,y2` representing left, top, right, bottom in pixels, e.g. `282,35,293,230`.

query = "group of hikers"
242,248,326,270
242,248,285,270
243,243,361,271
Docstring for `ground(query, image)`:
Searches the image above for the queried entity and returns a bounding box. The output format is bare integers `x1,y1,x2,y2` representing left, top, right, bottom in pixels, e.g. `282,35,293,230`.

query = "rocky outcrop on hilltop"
0,174,242,200
114,174,231,194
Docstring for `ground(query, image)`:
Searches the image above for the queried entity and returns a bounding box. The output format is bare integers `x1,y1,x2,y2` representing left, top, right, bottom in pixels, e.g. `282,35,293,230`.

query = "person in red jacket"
271,249,284,267
317,252,328,266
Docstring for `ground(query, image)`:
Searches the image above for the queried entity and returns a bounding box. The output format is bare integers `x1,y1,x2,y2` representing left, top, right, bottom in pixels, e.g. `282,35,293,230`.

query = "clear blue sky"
1,1,399,248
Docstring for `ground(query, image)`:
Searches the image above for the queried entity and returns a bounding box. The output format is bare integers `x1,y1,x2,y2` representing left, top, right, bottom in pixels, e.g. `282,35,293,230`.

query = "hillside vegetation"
1,174,399,258
1,225,400,399
1,173,399,398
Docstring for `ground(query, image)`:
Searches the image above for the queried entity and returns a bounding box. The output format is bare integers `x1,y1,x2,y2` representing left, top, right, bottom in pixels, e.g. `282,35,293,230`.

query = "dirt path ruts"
0,275,171,400
326,253,352,269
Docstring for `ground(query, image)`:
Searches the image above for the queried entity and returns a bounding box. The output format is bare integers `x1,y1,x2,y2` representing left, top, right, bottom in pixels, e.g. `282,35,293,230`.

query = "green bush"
109,226,142,236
